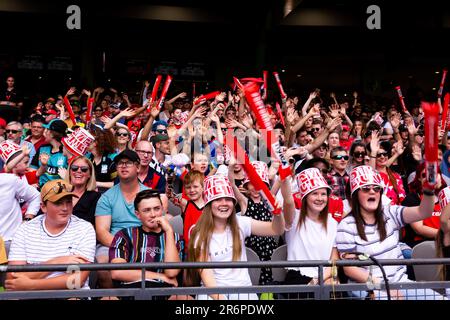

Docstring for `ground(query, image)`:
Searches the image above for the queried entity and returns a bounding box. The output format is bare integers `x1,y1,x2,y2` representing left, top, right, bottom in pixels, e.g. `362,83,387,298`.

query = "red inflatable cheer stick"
226,133,281,215
147,75,162,111
438,68,448,98
422,102,439,188
156,75,173,110
275,102,285,127
241,79,291,180
395,86,408,113
273,72,287,99
262,70,268,100
63,96,77,126
441,93,450,131
194,91,221,106
85,97,94,127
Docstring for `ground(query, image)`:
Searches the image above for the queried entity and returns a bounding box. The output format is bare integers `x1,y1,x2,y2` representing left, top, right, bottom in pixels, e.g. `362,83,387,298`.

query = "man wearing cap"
5,121,36,165
5,179,95,291
95,149,149,288
30,119,69,188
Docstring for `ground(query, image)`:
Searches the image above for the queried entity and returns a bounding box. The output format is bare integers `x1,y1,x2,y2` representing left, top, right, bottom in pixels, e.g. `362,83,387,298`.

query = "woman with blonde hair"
64,155,101,226
186,174,289,300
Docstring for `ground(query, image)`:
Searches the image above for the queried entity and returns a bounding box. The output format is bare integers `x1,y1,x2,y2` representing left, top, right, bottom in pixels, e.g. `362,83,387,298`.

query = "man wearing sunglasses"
329,146,350,200
5,121,36,166
6,179,96,291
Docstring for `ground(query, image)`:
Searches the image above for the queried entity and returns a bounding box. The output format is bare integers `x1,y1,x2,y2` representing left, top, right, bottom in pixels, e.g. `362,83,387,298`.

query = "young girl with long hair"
186,174,287,300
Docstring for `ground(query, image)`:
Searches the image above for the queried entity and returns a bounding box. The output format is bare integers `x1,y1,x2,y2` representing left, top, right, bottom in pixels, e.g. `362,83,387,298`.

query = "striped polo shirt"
335,205,409,283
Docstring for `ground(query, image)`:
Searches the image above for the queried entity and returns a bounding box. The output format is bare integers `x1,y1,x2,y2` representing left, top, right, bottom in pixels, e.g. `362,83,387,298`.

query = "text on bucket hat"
438,186,450,210
0,141,21,164
296,167,331,200
350,165,384,195
41,179,78,203
61,127,95,156
243,161,270,186
203,174,236,206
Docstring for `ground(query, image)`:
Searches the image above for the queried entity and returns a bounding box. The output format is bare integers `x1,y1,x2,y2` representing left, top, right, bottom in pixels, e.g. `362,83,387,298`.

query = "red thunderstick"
193,91,220,106
262,70,268,100
63,96,77,126
422,102,439,187
441,93,450,131
395,86,408,113
273,71,287,99
438,68,448,98
85,97,94,127
146,75,162,111
226,134,281,215
239,78,291,180
275,102,285,127
155,75,173,110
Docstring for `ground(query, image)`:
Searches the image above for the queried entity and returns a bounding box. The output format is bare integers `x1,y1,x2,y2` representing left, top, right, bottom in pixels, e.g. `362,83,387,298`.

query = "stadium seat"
271,244,287,282
411,241,439,282
245,247,261,285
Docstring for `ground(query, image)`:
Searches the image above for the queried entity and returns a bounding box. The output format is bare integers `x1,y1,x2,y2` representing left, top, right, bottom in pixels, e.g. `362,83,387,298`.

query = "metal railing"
1,258,450,300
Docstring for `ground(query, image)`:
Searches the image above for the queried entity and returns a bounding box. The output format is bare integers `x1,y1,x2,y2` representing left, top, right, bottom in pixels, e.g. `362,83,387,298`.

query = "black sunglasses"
70,165,89,173
353,152,366,158
376,152,388,158
116,132,129,137
42,181,73,202
360,185,382,193
6,129,20,134
311,127,321,132
156,129,168,134
331,155,349,161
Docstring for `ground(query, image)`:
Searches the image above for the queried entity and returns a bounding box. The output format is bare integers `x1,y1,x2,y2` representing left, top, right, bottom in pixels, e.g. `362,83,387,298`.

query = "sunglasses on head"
360,185,382,193
353,152,366,158
70,165,89,173
376,152,388,158
331,155,349,161
42,181,73,202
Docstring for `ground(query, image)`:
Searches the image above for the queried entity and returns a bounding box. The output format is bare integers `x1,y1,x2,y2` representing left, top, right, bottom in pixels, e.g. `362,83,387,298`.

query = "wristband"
423,189,434,196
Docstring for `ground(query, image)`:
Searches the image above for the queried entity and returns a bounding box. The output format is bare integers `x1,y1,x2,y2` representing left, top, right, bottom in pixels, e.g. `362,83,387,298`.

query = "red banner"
273,72,287,99
438,69,448,98
156,75,173,110
422,102,439,187
226,134,281,215
63,96,77,126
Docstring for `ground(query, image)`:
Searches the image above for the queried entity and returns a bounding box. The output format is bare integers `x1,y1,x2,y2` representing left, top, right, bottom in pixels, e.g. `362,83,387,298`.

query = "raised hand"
58,167,68,180
120,107,137,118
327,116,342,131
309,91,317,100
328,104,340,118
150,105,160,119
82,89,91,96
66,87,76,96
411,144,422,161
370,130,381,155
39,153,50,166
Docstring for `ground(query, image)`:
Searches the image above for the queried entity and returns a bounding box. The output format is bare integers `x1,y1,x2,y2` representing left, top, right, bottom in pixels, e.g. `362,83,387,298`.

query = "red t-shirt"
293,192,344,222
183,200,204,251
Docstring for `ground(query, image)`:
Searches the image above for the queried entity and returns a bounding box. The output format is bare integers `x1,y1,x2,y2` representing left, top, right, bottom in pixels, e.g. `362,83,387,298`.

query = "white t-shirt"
9,215,96,289
194,215,257,300
285,210,338,278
